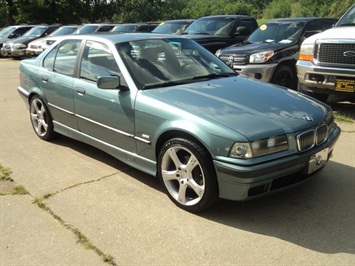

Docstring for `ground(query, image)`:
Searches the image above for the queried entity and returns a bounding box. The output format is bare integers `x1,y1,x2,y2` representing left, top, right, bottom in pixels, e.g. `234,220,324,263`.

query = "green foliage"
0,163,13,182
0,0,353,27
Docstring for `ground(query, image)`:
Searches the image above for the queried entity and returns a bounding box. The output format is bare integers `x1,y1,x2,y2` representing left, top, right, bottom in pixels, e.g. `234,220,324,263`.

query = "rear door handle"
75,87,86,94
41,76,49,82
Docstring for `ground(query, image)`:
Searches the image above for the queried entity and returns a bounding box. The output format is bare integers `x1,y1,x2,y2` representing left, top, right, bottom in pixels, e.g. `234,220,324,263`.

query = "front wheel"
271,64,297,90
30,95,56,141
157,138,219,212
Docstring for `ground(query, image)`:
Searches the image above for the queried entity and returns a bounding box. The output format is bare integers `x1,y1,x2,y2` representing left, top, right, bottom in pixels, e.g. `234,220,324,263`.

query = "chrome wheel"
158,138,218,212
30,96,55,140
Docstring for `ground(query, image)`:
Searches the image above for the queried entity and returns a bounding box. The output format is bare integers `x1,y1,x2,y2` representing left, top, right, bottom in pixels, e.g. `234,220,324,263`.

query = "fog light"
328,75,336,83
254,73,262,79
309,74,324,82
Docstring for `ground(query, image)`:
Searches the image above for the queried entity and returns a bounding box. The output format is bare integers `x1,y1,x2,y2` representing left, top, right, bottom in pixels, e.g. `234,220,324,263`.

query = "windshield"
152,21,190,34
73,25,98,35
23,27,46,37
247,21,305,44
116,38,236,89
183,17,236,36
336,5,355,26
111,24,137,33
0,26,15,37
48,26,78,37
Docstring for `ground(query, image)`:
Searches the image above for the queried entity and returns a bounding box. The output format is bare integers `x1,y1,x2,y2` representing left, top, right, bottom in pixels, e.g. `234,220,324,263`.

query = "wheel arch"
155,129,216,164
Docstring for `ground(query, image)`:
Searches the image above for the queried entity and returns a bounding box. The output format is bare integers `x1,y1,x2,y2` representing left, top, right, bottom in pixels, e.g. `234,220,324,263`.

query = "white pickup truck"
296,4,355,102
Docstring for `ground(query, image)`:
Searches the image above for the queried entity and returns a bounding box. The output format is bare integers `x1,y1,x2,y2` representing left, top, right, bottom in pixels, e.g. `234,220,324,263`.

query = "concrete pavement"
1,58,354,265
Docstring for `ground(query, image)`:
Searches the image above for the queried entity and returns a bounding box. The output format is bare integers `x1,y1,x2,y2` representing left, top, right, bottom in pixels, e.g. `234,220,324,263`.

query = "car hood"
143,76,330,140
10,36,39,44
303,26,355,43
220,42,292,55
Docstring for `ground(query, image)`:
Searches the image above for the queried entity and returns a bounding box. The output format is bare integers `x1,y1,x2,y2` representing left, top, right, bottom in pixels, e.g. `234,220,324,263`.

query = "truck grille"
314,40,355,66
297,124,328,152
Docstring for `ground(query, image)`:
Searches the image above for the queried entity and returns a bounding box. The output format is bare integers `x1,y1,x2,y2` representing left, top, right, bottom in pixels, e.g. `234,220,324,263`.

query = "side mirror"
97,76,120,90
235,26,249,36
304,30,321,38
96,76,128,90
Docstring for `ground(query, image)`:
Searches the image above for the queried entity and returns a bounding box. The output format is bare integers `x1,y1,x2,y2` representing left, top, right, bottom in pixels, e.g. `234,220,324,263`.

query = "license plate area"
308,148,329,174
335,79,355,92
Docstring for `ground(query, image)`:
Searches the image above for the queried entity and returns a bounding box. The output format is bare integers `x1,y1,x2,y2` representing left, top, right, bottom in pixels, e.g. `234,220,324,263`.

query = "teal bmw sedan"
18,33,341,212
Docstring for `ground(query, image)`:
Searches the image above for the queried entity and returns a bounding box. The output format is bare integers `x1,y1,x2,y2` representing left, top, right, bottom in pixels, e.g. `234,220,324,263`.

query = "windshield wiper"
142,80,186,90
192,73,236,81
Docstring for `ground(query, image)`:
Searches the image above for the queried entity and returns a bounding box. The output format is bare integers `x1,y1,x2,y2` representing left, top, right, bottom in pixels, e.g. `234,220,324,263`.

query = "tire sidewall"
157,138,218,212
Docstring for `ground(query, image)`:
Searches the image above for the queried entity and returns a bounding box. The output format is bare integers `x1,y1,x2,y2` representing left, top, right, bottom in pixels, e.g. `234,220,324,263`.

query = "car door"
38,39,82,130
73,40,136,153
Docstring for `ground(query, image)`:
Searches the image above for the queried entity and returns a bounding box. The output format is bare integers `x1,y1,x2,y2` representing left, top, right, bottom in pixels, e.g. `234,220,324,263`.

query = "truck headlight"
249,51,274,63
215,49,221,57
299,44,314,61
230,135,288,159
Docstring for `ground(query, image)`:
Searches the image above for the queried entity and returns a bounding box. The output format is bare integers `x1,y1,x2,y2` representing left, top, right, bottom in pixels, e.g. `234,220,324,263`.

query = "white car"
25,25,79,56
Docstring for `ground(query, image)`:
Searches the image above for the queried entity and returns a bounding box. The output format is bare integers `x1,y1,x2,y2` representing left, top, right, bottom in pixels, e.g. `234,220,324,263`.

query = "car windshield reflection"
116,38,236,89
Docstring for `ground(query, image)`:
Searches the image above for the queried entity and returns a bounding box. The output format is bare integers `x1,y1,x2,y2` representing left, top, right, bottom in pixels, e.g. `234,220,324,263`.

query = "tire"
29,95,56,141
271,64,297,90
157,138,219,213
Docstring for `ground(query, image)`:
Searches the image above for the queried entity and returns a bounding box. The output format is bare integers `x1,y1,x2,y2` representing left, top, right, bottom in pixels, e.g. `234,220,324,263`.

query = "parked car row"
3,5,354,98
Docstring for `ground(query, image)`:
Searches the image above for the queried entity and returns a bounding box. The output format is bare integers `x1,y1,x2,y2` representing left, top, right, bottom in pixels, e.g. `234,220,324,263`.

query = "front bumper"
297,60,355,96
1,47,26,57
214,124,341,201
25,48,43,56
229,63,277,83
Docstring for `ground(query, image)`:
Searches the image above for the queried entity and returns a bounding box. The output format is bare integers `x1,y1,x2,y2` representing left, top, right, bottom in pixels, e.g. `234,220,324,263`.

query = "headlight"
230,135,288,159
249,51,274,63
299,44,314,61
215,49,221,57
14,43,27,49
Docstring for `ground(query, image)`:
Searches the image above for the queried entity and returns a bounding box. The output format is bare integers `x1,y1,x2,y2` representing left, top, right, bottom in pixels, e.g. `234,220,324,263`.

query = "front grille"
219,54,248,66
316,124,328,145
297,124,328,151
314,41,355,66
297,130,315,151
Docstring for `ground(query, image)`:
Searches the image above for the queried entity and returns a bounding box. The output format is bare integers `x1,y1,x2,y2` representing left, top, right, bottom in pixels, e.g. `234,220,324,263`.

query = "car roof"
197,15,253,19
160,19,194,23
266,17,337,23
56,32,181,44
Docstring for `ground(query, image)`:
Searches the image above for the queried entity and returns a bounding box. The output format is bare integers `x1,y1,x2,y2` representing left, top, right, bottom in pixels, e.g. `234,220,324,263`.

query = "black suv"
1,24,60,58
216,17,337,89
182,15,258,53
0,25,36,57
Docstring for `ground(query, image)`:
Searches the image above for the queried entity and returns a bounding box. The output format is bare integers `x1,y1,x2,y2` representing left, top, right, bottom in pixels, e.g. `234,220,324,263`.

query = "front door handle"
41,76,49,82
75,87,86,94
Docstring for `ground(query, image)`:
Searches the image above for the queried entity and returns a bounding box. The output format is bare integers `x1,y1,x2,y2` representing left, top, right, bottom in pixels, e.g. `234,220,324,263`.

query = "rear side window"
43,39,81,76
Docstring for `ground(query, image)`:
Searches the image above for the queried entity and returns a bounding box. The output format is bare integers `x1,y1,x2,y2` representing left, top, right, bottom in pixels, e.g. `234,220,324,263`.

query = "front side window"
80,41,120,82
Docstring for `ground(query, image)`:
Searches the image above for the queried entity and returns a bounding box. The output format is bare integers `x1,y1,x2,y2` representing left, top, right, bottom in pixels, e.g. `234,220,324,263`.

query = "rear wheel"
271,64,297,90
157,138,219,212
30,95,56,140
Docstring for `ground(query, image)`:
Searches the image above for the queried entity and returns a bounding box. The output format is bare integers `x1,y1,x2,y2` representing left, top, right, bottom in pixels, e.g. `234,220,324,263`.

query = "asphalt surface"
1,58,354,265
